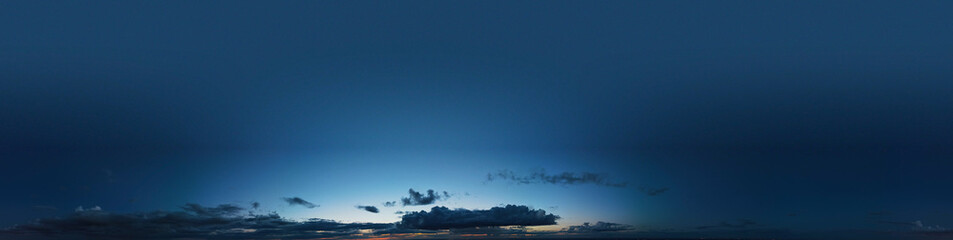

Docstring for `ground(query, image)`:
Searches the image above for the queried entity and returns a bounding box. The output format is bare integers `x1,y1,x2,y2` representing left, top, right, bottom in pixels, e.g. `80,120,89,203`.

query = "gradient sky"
2,1,953,240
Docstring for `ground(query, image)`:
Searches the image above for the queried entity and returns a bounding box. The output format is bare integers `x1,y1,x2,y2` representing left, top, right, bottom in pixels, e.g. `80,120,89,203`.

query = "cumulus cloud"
282,197,318,208
357,205,379,213
638,186,669,196
398,205,559,230
400,189,448,206
566,221,635,233
2,203,393,240
486,169,627,187
382,201,397,207
696,219,758,230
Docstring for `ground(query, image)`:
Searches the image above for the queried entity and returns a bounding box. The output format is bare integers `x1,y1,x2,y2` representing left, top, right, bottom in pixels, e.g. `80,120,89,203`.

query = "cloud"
911,220,953,237
74,206,102,212
696,219,758,230
566,221,635,233
357,205,379,213
486,169,627,187
400,189,448,206
2,203,393,240
282,197,318,208
638,186,669,196
251,202,260,209
398,205,559,230
382,201,396,207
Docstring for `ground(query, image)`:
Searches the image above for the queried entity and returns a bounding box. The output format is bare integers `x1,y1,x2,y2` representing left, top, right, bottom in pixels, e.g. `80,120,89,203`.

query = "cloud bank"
398,205,559,230
2,203,391,240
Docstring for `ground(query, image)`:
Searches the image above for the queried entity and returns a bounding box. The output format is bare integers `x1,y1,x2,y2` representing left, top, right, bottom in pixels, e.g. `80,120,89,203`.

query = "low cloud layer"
399,205,559,230
486,169,627,187
357,205,379,213
566,221,635,233
1,203,392,239
282,197,318,208
400,189,449,206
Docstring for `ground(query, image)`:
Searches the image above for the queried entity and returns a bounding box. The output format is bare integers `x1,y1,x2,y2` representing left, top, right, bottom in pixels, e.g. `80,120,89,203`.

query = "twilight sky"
2,1,953,240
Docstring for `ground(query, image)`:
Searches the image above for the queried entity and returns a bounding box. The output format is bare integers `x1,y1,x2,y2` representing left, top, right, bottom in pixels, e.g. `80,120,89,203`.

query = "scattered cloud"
251,202,260,209
566,221,635,233
382,201,397,207
398,205,559,230
2,203,393,240
282,197,318,208
486,169,627,187
357,205,379,213
400,189,448,206
638,186,669,196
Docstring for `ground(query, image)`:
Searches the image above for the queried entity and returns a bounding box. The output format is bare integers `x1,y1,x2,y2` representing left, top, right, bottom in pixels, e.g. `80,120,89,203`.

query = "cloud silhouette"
400,189,448,206
398,205,559,230
1,203,392,240
357,205,379,213
486,169,627,187
382,201,397,207
566,221,635,233
282,197,318,208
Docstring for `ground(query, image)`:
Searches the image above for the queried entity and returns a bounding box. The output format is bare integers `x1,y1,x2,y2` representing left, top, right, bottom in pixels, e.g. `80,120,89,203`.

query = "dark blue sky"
2,1,953,239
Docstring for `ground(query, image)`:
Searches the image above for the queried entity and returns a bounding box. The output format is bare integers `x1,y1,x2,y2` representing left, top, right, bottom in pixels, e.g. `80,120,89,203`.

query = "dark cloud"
357,205,379,213
398,205,559,230
486,169,627,187
251,202,260,209
282,197,318,208
638,186,669,196
566,221,635,233
1,203,393,240
400,189,447,206
382,201,396,207
696,219,759,230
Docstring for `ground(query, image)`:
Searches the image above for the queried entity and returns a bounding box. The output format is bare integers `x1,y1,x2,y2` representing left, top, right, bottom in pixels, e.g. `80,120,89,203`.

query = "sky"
1,1,953,239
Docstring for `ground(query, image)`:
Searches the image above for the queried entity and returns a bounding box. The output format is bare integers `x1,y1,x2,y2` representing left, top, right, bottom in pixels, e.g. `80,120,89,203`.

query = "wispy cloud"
486,169,627,187
566,221,635,233
282,197,318,208
357,205,379,213
638,186,669,196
